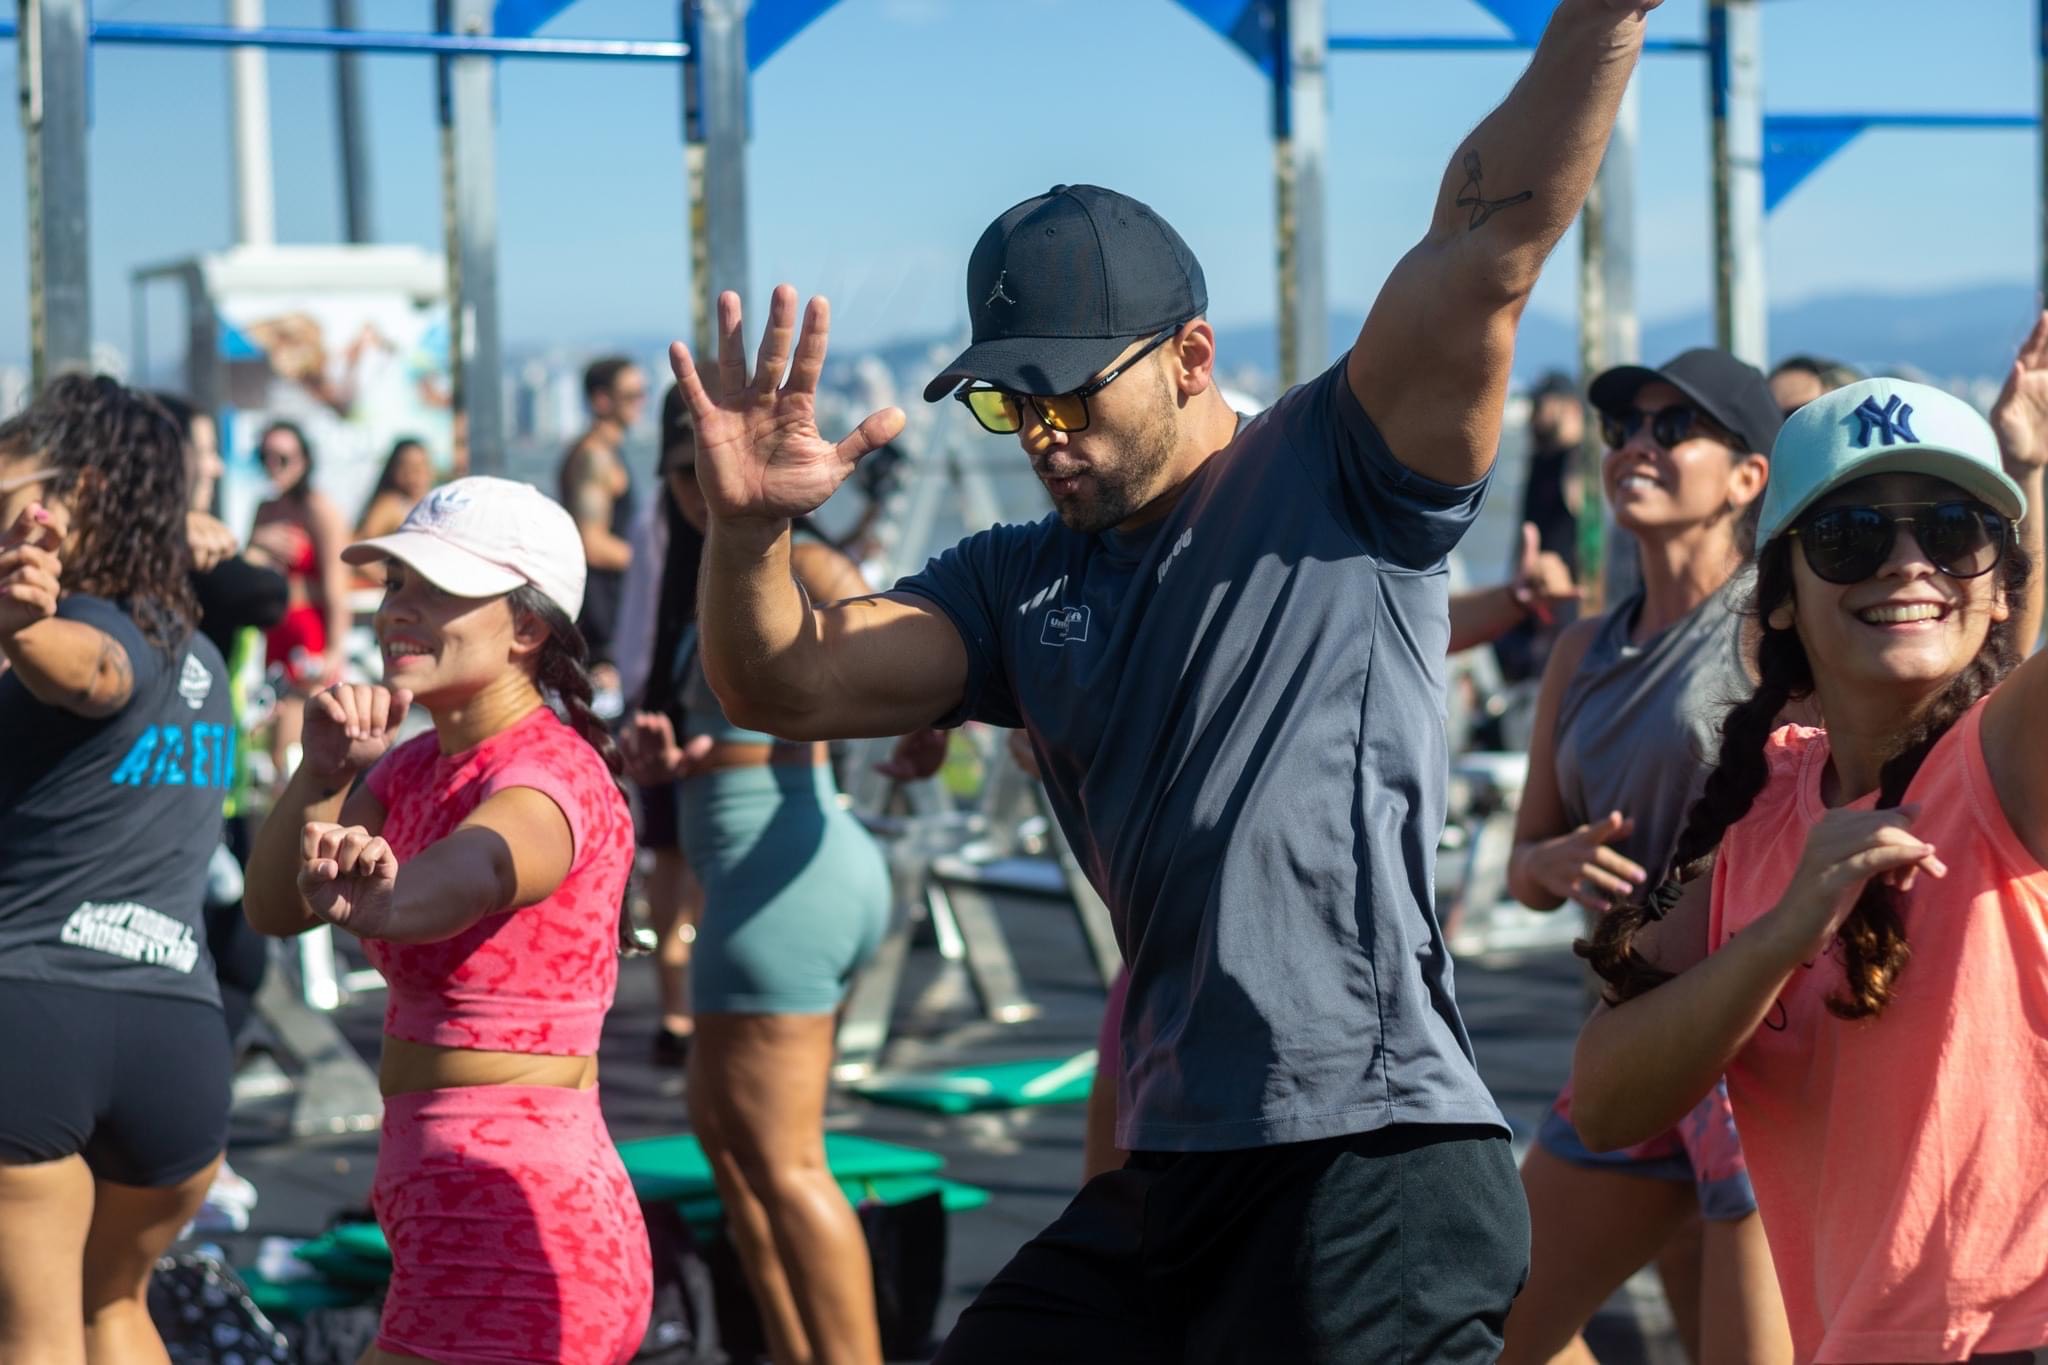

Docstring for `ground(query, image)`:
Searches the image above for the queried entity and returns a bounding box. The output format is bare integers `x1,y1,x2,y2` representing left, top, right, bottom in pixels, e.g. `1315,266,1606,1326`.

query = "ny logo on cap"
985,271,1016,309
1850,395,1919,449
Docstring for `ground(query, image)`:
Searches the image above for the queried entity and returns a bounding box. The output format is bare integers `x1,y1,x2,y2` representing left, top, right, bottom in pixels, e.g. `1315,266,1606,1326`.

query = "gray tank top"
1553,571,1753,884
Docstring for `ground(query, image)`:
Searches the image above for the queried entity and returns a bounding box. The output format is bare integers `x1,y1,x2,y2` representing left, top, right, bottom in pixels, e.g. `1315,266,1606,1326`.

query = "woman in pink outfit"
245,477,651,1365
1571,361,2048,1364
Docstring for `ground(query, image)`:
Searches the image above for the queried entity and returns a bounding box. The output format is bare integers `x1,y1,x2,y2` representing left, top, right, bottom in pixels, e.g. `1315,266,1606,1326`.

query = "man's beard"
1054,389,1178,535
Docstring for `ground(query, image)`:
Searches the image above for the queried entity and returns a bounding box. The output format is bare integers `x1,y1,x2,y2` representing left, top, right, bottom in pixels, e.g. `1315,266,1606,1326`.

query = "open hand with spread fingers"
302,683,412,792
298,821,400,938
667,286,907,525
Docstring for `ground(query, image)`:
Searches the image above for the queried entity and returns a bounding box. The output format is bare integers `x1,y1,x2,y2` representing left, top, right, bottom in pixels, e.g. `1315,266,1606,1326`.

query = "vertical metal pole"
1574,77,1644,614
1273,0,1328,390
2039,0,2047,301
691,0,750,363
228,0,277,247
20,0,91,387
1709,0,1767,365
681,1,712,363
333,0,374,244
439,0,504,472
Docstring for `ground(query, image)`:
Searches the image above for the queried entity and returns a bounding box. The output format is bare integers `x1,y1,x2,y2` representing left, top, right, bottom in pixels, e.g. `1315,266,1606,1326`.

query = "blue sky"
0,0,2039,366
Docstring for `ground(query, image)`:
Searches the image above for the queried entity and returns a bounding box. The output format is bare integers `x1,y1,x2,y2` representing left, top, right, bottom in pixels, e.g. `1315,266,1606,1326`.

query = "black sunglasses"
1790,500,2009,585
955,323,1186,435
1599,403,1742,453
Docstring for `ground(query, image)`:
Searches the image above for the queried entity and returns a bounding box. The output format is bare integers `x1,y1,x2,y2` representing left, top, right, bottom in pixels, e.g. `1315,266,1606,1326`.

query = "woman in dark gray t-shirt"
1498,357,1792,1365
0,377,233,1361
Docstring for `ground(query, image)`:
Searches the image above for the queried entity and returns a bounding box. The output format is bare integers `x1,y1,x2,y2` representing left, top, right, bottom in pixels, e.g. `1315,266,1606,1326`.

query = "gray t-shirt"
896,358,1506,1150
1553,575,1753,886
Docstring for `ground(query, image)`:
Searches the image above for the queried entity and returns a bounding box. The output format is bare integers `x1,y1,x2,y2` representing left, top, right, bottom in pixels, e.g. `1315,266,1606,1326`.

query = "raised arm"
1990,310,2048,655
245,684,401,936
0,505,136,718
1349,0,1658,486
675,287,972,741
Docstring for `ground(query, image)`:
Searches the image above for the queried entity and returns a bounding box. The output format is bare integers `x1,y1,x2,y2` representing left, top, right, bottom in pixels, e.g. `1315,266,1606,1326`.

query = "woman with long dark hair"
244,477,651,1365
1571,373,2048,1363
354,437,437,543
1499,351,1791,1364
0,376,235,1359
623,436,892,1365
618,387,708,1062
249,419,352,784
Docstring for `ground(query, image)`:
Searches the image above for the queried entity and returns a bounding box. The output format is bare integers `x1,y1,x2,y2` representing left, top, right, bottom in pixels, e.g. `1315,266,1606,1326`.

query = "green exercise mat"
327,1221,391,1261
620,1130,945,1202
677,1172,992,1233
288,1230,392,1285
239,1271,374,1317
850,1052,1097,1115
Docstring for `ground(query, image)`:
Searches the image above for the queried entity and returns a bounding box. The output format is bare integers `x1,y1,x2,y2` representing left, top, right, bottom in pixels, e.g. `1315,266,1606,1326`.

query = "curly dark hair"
0,374,197,649
1581,523,2030,1019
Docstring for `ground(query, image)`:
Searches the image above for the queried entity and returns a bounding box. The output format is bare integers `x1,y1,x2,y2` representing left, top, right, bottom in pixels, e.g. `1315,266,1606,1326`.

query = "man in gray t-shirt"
669,3,1663,1357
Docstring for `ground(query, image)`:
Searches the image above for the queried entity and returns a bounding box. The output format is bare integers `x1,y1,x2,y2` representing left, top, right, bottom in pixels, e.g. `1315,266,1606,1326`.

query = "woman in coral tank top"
1568,351,2048,1364
244,477,651,1365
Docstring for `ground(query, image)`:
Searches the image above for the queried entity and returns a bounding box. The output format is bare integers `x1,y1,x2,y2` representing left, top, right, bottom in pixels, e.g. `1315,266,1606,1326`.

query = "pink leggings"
373,1084,651,1365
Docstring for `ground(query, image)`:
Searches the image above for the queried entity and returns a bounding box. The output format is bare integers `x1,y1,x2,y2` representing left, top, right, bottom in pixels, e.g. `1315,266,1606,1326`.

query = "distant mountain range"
1208,281,2041,390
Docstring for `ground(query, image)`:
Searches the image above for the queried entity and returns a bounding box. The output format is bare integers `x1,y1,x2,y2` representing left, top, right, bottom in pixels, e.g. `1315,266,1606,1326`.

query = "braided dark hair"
1581,529,2029,1018
0,374,197,649
506,584,637,951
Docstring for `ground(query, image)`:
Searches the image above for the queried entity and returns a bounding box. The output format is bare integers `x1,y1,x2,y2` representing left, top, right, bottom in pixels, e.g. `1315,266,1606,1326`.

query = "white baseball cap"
1757,378,2029,546
343,476,586,620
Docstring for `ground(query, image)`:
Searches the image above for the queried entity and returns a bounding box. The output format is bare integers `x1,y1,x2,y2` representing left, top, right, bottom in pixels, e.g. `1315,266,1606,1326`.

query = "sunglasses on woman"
1790,500,2009,585
1598,403,1728,452
955,323,1186,435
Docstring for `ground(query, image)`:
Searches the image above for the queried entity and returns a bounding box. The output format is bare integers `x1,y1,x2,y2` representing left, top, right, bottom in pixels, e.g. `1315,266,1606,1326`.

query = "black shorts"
935,1124,1529,1365
0,979,230,1188
635,778,678,852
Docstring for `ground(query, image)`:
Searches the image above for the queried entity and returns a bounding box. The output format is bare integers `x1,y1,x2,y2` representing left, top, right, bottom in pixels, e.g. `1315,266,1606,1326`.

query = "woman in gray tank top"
1498,353,1792,1365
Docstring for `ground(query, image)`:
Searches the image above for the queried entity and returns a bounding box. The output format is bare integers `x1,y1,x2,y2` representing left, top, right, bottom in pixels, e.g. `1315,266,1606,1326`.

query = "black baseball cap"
922,185,1207,403
1589,349,1784,455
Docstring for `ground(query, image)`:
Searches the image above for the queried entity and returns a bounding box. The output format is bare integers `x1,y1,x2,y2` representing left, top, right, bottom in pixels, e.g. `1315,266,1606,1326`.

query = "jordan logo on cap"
1850,395,1918,449
985,271,1016,308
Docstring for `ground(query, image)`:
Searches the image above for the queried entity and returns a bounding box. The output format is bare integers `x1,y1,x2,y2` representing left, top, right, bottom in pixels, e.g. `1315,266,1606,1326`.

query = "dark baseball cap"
1589,349,1784,455
922,185,1207,403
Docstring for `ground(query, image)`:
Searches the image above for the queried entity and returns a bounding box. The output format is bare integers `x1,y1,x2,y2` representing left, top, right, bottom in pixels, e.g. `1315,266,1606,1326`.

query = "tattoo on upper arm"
77,630,133,713
1454,150,1534,231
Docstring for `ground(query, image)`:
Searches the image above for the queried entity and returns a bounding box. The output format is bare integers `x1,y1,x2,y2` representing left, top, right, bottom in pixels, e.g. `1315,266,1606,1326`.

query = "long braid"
507,586,634,950
1580,545,1812,1002
1583,532,2031,1018
1828,589,2020,1018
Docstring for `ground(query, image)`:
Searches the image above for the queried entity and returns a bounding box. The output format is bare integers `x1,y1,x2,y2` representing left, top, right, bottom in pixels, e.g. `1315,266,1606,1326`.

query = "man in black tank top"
558,355,649,677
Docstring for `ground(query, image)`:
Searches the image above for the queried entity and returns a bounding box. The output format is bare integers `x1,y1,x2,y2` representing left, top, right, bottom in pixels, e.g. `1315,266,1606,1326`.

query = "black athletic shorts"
0,979,230,1188
635,778,679,852
935,1124,1530,1365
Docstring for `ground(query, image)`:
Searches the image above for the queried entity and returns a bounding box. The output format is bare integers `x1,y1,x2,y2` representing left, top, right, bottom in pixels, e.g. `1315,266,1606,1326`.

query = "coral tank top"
1708,698,2048,1363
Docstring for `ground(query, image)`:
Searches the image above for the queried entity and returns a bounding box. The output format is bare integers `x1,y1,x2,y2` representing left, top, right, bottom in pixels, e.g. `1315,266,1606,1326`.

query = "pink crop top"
363,705,632,1056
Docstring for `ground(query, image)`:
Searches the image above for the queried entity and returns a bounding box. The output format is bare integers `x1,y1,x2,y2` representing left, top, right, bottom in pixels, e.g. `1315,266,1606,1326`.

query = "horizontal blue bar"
0,19,687,61
1766,111,2037,131
1329,34,1706,55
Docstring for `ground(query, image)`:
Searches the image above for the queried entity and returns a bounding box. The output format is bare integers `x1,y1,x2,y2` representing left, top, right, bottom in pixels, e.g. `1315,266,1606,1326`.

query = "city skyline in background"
0,0,2043,384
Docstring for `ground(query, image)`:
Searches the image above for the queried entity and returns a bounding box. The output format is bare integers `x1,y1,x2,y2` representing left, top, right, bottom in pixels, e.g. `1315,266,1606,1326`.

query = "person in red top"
1570,349,2048,1363
244,476,651,1365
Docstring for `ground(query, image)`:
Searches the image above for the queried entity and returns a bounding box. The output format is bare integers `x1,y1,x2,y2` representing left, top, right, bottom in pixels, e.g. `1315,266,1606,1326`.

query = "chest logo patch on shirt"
178,653,214,710
1040,604,1091,647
